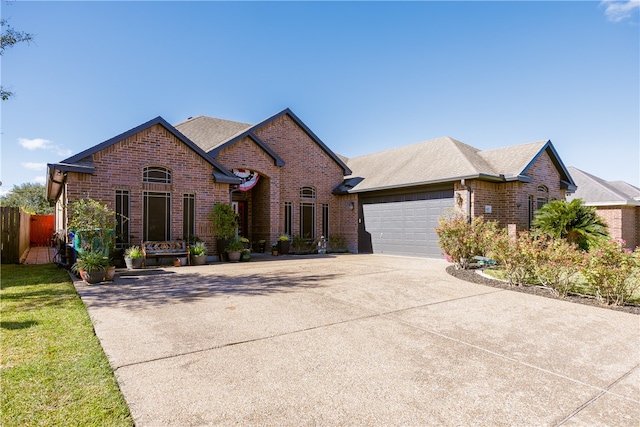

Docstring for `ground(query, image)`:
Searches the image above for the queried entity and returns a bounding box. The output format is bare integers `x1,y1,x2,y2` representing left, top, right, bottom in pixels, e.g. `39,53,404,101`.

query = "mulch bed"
446,265,640,315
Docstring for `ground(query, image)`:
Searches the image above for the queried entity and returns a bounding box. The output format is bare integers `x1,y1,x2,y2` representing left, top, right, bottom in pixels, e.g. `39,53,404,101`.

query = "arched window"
536,185,549,210
300,186,316,199
143,167,172,184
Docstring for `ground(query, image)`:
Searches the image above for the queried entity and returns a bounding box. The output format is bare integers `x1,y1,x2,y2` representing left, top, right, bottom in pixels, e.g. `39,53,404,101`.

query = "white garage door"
361,196,453,258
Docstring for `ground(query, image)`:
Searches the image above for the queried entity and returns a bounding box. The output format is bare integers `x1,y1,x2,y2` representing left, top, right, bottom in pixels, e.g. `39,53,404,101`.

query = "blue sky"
1,0,639,196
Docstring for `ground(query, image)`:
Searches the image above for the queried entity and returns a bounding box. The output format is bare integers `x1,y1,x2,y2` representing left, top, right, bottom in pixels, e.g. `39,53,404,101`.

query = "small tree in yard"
436,213,499,269
581,239,640,306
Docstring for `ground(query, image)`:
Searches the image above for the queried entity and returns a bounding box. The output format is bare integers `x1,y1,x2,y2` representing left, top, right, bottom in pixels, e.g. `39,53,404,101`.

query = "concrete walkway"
22,246,55,264
73,254,639,426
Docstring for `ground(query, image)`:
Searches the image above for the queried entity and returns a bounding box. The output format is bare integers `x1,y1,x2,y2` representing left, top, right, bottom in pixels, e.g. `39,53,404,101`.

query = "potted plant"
225,240,245,262
210,204,239,262
257,239,266,253
105,262,117,281
124,245,143,270
67,198,117,263
71,250,109,284
271,243,279,256
277,234,291,255
190,241,208,266
240,237,250,250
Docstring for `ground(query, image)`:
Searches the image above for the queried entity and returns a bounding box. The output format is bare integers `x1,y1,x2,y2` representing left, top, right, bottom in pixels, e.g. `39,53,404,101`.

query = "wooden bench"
141,241,190,267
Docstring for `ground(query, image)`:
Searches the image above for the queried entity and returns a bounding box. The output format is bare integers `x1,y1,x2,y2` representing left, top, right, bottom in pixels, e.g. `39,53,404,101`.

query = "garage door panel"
362,196,453,258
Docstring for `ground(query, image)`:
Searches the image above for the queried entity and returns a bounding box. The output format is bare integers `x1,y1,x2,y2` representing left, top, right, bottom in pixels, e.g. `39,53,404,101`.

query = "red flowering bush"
488,231,538,286
529,235,583,297
581,239,640,305
436,213,499,270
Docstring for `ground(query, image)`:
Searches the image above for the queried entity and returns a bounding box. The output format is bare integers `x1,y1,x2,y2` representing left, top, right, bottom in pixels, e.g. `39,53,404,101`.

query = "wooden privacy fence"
1,207,31,264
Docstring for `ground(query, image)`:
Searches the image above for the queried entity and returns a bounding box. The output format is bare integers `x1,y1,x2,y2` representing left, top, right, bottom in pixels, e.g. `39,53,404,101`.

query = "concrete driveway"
74,254,639,426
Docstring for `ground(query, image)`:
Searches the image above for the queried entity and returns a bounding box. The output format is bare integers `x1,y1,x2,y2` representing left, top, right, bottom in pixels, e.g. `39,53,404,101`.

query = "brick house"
47,108,575,259
47,110,356,257
566,167,640,249
340,137,576,257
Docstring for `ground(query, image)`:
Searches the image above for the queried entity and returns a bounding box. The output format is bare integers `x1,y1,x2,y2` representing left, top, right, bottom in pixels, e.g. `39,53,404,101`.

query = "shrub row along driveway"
74,254,639,426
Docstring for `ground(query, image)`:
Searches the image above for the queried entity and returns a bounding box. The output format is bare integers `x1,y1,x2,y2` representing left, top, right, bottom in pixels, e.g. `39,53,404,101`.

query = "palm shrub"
436,213,499,269
581,239,640,305
531,198,608,251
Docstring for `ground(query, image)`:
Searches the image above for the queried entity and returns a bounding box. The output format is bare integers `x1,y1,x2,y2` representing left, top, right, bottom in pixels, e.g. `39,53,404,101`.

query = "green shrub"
529,235,583,297
488,231,537,286
436,213,499,269
531,198,608,251
328,234,347,252
581,239,640,305
292,235,316,254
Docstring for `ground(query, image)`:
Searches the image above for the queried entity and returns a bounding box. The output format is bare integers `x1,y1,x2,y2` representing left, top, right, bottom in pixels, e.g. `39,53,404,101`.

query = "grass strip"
1,264,133,426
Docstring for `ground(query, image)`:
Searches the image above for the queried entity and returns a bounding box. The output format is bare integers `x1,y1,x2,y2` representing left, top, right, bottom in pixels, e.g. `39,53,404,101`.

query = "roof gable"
208,108,351,174
174,116,253,152
47,116,240,201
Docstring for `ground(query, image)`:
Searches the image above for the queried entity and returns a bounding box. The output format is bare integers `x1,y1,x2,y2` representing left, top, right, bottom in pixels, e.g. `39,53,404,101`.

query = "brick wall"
216,113,358,251
460,150,566,230
595,206,639,249
64,124,229,252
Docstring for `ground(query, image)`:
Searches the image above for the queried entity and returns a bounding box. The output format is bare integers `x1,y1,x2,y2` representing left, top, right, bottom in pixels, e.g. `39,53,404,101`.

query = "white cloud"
18,137,72,158
19,137,52,150
601,0,640,22
22,162,47,171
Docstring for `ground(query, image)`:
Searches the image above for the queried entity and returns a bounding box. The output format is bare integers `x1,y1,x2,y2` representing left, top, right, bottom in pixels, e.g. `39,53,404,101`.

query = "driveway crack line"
114,289,505,371
389,315,640,406
554,363,640,426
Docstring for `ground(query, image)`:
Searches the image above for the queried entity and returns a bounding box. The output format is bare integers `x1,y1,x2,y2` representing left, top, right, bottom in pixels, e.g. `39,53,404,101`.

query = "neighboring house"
566,167,640,249
47,108,576,259
339,137,576,257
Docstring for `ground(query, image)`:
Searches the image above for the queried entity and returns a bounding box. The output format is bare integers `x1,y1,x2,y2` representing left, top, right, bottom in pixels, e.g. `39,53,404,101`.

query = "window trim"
321,203,329,238
143,191,172,241
284,202,293,237
183,193,196,241
300,186,316,199
300,202,316,239
143,166,172,184
115,190,130,249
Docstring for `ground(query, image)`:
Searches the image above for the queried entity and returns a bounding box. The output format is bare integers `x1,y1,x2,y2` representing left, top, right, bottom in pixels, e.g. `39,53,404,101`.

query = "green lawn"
483,267,640,304
1,264,133,426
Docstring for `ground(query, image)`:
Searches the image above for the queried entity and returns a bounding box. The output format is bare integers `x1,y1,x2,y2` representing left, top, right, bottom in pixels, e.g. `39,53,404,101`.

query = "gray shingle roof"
344,137,555,192
479,140,549,179
567,167,640,206
174,116,253,152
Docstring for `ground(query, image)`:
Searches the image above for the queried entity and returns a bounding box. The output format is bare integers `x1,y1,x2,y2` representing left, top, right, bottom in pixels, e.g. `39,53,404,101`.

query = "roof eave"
213,172,242,185
348,175,481,194
580,200,640,207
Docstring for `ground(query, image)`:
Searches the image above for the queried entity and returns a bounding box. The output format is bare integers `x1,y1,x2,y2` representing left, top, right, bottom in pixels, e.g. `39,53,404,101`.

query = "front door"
233,201,248,238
